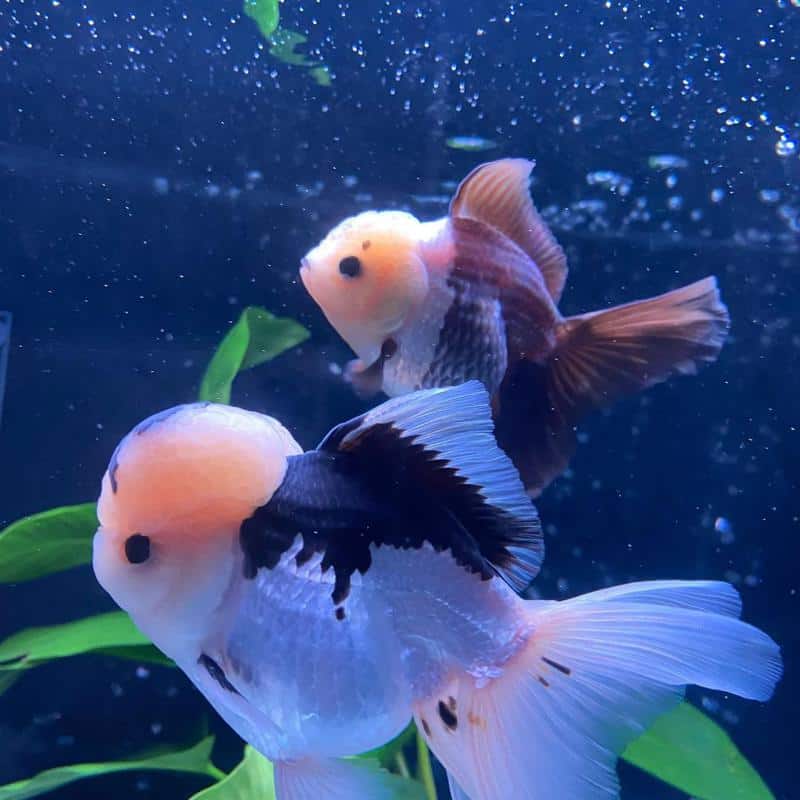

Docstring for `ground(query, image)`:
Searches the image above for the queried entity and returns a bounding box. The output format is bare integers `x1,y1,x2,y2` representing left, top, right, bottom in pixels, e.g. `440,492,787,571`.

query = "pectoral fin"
344,357,385,398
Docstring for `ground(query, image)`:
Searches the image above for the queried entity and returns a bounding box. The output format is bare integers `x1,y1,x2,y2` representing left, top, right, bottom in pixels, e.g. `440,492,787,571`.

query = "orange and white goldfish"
300,159,730,494
93,382,780,800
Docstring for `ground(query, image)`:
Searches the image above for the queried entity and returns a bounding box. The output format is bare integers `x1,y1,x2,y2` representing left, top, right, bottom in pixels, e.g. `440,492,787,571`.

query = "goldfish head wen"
93,403,302,644
300,210,430,365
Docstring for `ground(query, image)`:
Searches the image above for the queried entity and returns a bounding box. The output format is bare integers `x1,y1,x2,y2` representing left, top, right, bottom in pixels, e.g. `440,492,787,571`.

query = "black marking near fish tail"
421,276,508,396
542,656,572,676
438,699,458,730
199,653,241,695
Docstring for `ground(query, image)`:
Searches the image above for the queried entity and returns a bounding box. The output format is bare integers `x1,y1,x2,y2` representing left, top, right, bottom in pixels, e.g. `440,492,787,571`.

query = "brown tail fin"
494,277,730,495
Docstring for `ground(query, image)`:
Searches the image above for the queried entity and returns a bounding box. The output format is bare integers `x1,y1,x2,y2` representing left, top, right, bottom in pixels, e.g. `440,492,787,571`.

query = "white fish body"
93,384,781,800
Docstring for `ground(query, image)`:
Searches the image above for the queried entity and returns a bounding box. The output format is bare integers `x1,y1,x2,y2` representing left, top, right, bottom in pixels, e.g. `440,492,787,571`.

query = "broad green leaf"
191,746,274,800
198,307,309,404
268,30,316,67
0,503,97,584
0,611,170,670
622,702,774,800
243,0,279,40
0,736,220,800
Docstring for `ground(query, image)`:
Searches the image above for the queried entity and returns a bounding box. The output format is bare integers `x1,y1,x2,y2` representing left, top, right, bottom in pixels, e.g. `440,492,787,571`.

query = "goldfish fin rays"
274,757,422,800
414,581,782,800
319,381,543,593
495,277,730,495
449,158,568,302
551,276,730,413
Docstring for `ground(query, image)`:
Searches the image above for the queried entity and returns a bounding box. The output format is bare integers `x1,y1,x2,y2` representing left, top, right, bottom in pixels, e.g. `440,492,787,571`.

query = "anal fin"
274,757,423,800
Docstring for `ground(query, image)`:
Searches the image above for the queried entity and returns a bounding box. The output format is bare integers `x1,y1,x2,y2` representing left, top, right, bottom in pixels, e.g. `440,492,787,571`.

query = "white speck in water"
665,173,678,189
152,176,169,195
667,196,683,211
135,666,151,679
710,188,726,204
714,516,735,544
701,695,720,714
758,189,780,204
775,135,796,157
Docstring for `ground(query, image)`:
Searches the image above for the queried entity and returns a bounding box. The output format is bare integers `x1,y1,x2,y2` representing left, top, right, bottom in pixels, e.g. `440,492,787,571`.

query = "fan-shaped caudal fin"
414,581,781,800
494,276,730,495
274,757,422,800
449,158,568,303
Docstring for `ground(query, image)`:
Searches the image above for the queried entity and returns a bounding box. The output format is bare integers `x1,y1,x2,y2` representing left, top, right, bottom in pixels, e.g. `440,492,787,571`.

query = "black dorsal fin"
318,382,544,593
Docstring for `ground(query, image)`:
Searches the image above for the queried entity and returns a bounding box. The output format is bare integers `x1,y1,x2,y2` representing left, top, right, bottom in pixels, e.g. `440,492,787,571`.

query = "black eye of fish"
339,256,362,278
124,533,151,564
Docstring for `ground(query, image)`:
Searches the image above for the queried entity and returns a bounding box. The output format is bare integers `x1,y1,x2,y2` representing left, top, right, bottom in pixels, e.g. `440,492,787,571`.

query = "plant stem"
394,751,411,779
416,731,437,800
206,764,227,781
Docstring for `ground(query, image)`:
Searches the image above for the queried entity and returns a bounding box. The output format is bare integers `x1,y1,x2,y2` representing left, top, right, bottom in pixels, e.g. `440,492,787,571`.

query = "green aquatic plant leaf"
445,135,497,152
0,611,170,670
198,306,309,405
359,722,416,771
622,702,774,800
0,670,21,696
268,29,316,67
0,503,97,584
243,0,279,40
0,736,220,800
190,746,275,800
310,65,332,86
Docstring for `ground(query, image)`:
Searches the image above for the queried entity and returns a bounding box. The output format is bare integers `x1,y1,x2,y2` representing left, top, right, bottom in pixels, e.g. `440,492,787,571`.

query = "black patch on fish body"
448,217,560,363
199,653,241,695
438,699,458,730
422,276,508,396
240,426,534,603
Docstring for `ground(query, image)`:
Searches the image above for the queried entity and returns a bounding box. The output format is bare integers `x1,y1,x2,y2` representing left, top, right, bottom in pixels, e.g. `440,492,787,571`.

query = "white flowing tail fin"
414,580,781,800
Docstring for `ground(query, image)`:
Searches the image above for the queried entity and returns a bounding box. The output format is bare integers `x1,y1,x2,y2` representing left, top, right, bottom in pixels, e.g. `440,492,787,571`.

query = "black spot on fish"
335,606,346,621
438,700,458,731
542,656,571,675
108,443,122,493
538,675,550,687
362,240,371,250
134,404,202,436
381,338,397,359
421,718,432,737
199,653,240,695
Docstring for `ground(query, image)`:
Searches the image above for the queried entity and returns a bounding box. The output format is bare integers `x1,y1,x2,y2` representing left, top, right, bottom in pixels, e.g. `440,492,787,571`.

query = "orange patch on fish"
98,404,301,547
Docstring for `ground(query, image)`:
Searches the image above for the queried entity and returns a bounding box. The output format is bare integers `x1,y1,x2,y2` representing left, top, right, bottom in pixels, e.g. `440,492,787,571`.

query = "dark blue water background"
0,1,798,797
